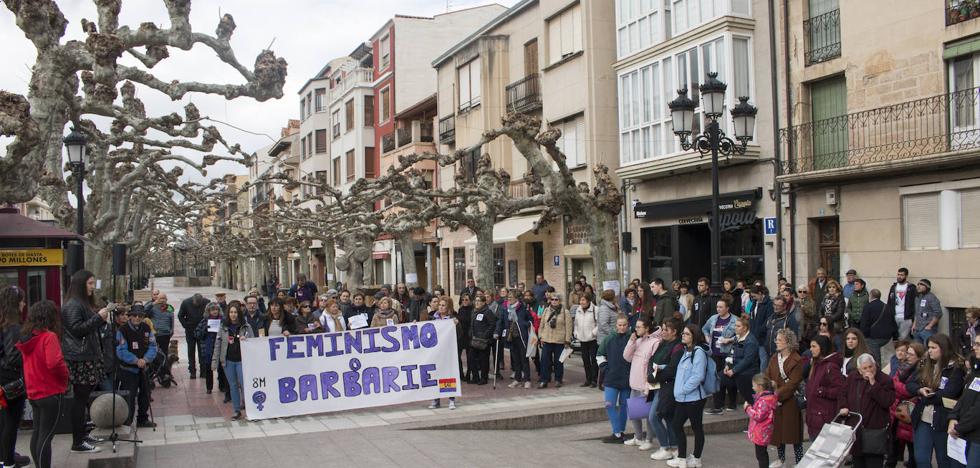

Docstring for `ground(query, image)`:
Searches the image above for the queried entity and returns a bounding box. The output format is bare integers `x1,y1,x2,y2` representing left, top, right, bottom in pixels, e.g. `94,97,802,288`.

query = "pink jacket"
623,330,661,391
746,391,778,446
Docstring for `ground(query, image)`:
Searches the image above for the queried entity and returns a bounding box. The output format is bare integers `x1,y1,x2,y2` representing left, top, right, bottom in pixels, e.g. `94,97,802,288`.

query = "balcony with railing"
778,87,980,183
438,115,455,144
948,0,980,26
328,67,374,102
803,10,841,66
381,132,395,153
506,73,542,114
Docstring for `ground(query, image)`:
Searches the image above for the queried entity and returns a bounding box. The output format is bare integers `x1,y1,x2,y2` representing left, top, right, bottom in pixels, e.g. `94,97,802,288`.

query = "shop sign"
678,216,704,225
719,210,756,232
719,198,754,211
0,249,64,267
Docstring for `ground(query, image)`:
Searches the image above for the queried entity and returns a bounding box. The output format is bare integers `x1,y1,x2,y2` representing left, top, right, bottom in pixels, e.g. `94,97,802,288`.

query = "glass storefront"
640,219,764,284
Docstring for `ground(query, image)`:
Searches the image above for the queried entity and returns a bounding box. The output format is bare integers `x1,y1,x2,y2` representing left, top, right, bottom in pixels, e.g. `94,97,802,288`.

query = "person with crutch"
115,304,157,428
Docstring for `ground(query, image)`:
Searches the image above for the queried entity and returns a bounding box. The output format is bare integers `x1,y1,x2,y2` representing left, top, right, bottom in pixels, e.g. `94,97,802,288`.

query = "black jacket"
178,297,208,331
61,298,106,362
650,337,685,416
908,363,966,431
691,293,715,328
343,304,374,329
950,362,980,444
599,332,631,390
0,325,23,384
859,299,896,340
821,294,847,331
469,305,496,341
886,282,917,321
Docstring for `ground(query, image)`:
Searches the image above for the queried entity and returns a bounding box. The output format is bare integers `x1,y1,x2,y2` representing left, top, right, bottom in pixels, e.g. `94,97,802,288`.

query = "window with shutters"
332,110,341,138
524,39,539,75
315,129,327,153
364,147,376,179
345,99,355,132
299,98,306,120
379,34,390,70
547,4,583,66
315,88,326,112
460,146,479,183
333,157,341,185
457,58,481,111
346,150,355,182
902,193,940,250
552,115,586,168
961,188,980,248
380,87,391,123
364,95,374,127
307,133,313,159
453,248,466,293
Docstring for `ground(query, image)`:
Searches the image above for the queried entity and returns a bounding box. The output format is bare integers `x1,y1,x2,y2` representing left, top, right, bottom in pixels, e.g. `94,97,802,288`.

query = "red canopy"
0,207,80,240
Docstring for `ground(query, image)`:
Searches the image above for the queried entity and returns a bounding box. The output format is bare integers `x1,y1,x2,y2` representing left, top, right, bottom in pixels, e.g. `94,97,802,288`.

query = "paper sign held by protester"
405,273,418,284
241,319,461,420
207,319,221,333
558,346,573,363
948,436,967,464
348,314,369,330
602,280,621,296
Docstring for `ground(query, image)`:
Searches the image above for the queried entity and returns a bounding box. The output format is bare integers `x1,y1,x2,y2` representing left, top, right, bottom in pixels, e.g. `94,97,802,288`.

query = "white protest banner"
241,320,460,420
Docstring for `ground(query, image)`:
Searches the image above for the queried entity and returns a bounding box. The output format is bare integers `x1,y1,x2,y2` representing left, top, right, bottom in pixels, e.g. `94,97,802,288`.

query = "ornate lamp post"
64,128,88,275
668,72,757,295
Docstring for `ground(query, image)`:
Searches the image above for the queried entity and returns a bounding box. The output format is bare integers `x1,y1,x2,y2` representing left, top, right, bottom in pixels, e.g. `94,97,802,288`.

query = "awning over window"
464,215,539,245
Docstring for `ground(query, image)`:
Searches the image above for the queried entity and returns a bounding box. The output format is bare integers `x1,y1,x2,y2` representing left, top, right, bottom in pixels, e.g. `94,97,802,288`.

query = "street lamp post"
64,129,88,276
668,72,757,296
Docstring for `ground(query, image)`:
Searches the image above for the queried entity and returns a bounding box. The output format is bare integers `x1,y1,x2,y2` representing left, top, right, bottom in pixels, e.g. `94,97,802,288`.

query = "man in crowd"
650,279,676,325
460,278,479,299
748,285,773,370
244,295,267,337
842,269,859,298
911,279,942,343
886,267,916,340
860,289,894,365
116,304,158,428
809,267,830,306
148,293,174,355
406,287,431,322
177,293,208,378
691,277,715,328
337,290,352,317
145,289,160,309
214,292,228,313
764,297,799,360
289,273,318,304
846,278,869,329
531,274,550,305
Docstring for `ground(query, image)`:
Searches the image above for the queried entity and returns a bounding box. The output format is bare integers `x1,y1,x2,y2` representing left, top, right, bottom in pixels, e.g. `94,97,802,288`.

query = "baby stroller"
146,349,179,389
798,412,863,468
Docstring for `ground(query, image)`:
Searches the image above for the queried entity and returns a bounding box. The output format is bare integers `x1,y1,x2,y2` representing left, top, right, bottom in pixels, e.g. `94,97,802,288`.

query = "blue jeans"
914,423,950,468
539,343,564,383
224,360,244,412
648,390,676,448
759,346,770,373
914,328,936,344
603,386,630,435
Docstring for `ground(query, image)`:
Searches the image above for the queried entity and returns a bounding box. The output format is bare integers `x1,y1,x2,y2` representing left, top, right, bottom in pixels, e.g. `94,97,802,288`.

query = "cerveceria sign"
0,249,64,267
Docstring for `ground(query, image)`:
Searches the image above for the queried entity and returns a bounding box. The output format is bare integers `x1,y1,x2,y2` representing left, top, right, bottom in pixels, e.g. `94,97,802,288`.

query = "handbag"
895,400,915,424
794,381,807,409
627,395,652,420
470,336,489,350
861,423,890,455
1,379,24,400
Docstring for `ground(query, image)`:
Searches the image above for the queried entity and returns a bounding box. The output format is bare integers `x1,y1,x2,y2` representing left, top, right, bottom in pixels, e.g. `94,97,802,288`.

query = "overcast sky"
0,0,517,183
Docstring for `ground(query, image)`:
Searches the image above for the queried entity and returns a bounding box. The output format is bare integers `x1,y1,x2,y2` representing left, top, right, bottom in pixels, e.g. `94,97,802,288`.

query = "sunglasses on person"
798,290,807,294
549,298,561,302
820,321,829,327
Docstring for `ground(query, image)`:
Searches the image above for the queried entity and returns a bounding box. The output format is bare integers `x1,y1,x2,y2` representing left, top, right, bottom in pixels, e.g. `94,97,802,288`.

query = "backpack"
700,347,720,395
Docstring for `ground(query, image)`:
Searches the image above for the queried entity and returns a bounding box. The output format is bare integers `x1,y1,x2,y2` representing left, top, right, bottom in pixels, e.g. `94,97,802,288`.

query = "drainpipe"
781,0,797,284
768,0,784,282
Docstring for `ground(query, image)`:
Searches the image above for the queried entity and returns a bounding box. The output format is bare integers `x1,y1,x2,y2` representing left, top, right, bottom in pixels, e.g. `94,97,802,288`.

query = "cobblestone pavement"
135,421,765,468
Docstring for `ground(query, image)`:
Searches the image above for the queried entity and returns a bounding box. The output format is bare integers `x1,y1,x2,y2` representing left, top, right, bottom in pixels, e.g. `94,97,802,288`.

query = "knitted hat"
918,278,931,290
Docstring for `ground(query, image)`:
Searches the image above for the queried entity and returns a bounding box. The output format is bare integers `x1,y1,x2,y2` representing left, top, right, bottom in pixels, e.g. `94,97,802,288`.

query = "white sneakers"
638,441,654,451
507,380,520,388
448,400,456,410
768,461,785,468
524,381,531,389
666,455,701,467
623,436,641,446
650,448,673,460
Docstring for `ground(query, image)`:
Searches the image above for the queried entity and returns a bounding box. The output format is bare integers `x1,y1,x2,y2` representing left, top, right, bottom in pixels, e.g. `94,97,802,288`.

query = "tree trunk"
324,240,336,288
397,233,419,287
589,210,622,291
299,243,311,279
363,258,375,286
474,223,495,294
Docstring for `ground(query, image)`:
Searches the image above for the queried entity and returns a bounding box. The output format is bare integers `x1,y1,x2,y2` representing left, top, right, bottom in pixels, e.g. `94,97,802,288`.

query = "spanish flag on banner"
438,378,457,393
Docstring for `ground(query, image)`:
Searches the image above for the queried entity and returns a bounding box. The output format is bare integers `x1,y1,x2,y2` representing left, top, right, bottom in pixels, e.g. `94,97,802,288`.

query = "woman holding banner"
429,298,461,409
369,298,400,328
469,295,496,385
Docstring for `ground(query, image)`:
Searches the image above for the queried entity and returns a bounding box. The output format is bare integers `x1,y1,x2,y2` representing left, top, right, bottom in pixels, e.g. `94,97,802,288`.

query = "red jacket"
805,352,845,439
16,330,68,400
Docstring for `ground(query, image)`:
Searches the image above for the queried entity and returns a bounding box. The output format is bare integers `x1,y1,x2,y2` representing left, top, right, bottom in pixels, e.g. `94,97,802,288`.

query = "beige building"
777,1,980,332
432,0,619,297
615,0,780,289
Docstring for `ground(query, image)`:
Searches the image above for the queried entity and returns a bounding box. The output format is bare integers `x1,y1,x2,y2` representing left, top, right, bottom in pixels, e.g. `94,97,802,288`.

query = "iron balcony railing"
803,9,841,65
779,86,980,175
396,127,412,147
438,115,455,144
382,132,395,153
948,1,980,26
506,73,542,114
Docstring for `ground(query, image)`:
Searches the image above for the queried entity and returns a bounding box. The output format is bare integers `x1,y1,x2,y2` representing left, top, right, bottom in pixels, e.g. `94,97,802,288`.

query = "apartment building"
777,0,980,333
370,4,507,287
432,0,618,297
615,0,779,288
